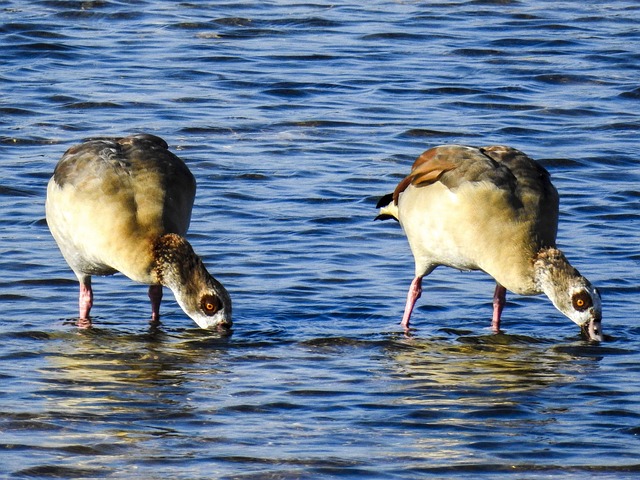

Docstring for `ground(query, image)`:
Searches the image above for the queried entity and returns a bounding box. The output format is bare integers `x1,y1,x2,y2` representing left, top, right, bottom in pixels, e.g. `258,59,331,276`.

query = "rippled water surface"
2,1,640,478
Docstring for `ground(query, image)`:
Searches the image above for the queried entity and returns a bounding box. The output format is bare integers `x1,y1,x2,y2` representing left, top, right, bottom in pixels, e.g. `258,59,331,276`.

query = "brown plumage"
46,133,231,330
376,144,602,341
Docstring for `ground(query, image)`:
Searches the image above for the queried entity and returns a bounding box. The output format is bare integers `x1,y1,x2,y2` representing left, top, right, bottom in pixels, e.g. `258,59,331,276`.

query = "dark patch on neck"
152,233,203,286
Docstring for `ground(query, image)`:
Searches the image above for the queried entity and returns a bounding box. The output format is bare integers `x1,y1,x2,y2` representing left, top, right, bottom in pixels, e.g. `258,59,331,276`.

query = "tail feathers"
376,193,394,209
375,193,399,222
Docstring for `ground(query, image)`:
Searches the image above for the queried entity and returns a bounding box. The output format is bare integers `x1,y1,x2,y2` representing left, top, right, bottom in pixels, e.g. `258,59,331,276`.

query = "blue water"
1,1,640,478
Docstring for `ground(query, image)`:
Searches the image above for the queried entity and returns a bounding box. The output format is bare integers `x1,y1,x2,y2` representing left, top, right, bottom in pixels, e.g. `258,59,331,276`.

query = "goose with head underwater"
376,144,602,341
45,133,232,331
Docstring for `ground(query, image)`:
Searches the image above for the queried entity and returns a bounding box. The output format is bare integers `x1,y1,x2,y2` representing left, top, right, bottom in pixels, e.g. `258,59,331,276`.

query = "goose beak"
216,318,233,335
582,316,603,342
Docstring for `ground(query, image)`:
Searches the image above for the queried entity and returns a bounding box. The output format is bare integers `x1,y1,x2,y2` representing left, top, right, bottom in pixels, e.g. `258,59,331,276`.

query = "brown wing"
480,145,559,246
392,146,458,203
391,144,520,203
53,134,196,236
119,135,196,235
390,144,559,246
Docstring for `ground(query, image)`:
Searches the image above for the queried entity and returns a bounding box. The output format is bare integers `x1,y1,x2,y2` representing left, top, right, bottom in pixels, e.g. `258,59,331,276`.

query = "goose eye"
200,295,221,316
572,291,592,311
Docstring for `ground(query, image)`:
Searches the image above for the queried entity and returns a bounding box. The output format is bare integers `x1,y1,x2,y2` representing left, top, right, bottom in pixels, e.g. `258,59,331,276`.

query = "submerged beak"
582,317,603,342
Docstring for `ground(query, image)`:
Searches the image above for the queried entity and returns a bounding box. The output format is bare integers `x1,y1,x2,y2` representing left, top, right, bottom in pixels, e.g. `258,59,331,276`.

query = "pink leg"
492,283,507,332
148,285,163,323
78,277,93,328
401,276,423,331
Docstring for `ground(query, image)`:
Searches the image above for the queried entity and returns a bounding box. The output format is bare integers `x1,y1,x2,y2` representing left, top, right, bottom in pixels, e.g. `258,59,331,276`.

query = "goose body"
377,145,602,341
46,133,231,330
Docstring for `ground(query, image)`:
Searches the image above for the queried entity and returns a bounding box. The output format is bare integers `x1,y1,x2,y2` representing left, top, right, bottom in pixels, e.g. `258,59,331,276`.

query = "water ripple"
1,0,639,478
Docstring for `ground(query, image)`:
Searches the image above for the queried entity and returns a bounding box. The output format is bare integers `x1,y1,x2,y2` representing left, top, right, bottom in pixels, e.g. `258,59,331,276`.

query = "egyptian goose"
45,133,232,331
376,145,602,341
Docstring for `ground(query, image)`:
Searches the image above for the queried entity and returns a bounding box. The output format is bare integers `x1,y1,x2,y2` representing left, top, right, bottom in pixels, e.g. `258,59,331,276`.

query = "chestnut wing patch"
392,147,458,204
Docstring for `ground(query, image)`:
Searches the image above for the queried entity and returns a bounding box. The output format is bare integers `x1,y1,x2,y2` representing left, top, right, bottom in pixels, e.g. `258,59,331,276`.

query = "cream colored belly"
398,183,539,295
46,179,157,283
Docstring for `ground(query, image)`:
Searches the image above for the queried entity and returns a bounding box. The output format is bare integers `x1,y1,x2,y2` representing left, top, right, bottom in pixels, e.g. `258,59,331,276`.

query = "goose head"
153,233,232,331
535,248,602,341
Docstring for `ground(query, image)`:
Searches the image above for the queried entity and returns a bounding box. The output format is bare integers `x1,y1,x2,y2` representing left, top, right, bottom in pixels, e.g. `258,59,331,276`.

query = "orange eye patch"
200,295,221,316
572,291,592,311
